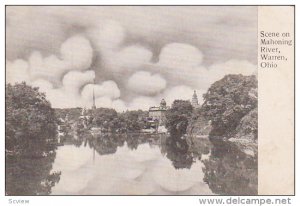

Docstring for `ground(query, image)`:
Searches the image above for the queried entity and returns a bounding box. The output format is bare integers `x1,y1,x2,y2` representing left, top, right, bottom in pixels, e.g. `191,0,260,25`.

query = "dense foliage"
57,107,148,133
55,108,82,121
93,109,148,132
200,74,257,137
119,110,148,132
6,83,57,157
6,83,60,195
165,100,193,136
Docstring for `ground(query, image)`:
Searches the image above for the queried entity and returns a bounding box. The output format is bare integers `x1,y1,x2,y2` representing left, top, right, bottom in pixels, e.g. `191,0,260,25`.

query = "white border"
0,1,298,206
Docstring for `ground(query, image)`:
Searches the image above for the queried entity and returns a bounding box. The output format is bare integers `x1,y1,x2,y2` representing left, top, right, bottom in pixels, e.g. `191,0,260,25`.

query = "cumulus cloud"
81,81,120,101
31,35,93,82
208,59,257,77
31,78,54,92
31,70,123,109
7,35,93,85
6,7,257,65
30,79,72,108
128,96,158,111
109,45,153,74
111,99,127,112
92,97,127,112
29,71,94,108
158,43,203,69
88,20,153,80
60,35,93,71
187,59,257,90
150,42,256,92
127,71,167,95
95,97,113,108
6,59,30,84
88,20,125,51
62,70,95,93
6,7,257,110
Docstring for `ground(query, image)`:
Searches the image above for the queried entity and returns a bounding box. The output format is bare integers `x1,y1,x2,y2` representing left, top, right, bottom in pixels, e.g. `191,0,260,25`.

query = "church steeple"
191,90,199,108
92,82,96,110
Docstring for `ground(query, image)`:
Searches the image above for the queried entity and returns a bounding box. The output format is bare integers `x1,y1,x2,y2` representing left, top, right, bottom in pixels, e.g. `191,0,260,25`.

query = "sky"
6,6,257,111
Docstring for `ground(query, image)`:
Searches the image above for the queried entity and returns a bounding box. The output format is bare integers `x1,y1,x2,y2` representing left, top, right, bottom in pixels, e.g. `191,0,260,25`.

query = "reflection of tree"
61,129,91,148
92,134,125,155
6,153,61,195
202,139,258,195
125,133,149,150
164,131,194,169
187,137,211,161
126,134,140,150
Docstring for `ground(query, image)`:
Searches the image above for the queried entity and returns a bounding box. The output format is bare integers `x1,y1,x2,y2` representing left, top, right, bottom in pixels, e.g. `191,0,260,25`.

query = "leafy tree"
165,100,193,136
5,82,60,195
119,110,148,132
6,82,57,156
200,74,257,137
93,108,118,129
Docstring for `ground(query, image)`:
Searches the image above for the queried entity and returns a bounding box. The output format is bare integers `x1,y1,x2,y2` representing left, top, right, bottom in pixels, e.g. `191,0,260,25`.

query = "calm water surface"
49,133,257,195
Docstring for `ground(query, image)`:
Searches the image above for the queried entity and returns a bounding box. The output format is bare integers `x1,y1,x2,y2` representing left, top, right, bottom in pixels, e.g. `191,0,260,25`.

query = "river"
49,132,257,195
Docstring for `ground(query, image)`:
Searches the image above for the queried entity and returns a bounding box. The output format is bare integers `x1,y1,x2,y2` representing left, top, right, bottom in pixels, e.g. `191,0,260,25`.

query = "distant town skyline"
6,6,257,111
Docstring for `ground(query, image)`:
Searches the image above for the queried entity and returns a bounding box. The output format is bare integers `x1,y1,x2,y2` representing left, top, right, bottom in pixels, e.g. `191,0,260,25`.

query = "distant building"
191,90,200,108
148,99,169,125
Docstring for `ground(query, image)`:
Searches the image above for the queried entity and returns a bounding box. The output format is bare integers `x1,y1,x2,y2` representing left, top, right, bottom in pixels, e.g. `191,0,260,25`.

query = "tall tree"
166,100,193,136
200,74,257,137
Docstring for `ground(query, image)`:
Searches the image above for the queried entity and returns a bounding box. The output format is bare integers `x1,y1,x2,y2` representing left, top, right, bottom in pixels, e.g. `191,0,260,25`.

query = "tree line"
165,74,258,140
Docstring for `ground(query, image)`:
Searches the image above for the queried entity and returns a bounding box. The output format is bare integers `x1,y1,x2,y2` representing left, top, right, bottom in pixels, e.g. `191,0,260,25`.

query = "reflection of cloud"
51,145,96,194
51,143,213,195
151,156,203,192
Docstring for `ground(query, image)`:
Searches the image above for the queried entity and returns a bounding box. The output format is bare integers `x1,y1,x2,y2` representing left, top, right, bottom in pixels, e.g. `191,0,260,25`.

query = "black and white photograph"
5,6,259,195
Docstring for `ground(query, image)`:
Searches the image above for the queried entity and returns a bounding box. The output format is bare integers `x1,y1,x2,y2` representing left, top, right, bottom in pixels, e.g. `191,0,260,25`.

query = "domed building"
148,99,169,125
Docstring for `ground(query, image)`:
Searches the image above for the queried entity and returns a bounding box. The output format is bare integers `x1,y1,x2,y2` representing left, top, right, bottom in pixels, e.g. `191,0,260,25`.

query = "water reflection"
52,130,257,195
6,129,257,195
164,133,194,169
202,138,258,195
6,144,61,195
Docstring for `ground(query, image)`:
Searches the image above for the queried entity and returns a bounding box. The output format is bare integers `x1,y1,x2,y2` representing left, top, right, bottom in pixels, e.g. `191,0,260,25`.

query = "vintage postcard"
5,6,294,196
